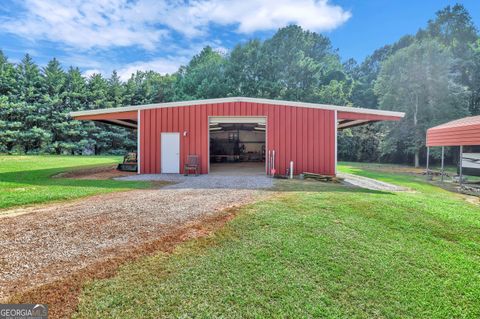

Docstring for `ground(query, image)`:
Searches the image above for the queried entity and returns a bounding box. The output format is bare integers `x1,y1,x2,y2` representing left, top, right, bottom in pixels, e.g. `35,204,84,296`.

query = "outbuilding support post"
441,146,445,182
137,109,141,175
459,145,463,187
426,146,430,179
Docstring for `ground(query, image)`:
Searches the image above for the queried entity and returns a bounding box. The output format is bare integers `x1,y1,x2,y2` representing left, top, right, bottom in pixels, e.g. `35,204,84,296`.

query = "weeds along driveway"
0,175,272,301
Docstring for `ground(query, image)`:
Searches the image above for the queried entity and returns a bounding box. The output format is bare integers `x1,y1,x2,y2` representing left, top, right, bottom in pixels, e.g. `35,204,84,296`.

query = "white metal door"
161,133,180,173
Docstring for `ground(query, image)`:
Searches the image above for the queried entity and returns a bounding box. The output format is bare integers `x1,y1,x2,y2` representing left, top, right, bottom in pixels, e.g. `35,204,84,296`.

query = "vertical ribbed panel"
140,102,336,175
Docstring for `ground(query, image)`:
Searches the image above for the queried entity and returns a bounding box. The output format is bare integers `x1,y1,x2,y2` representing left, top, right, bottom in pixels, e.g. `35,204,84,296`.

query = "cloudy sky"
1,0,479,80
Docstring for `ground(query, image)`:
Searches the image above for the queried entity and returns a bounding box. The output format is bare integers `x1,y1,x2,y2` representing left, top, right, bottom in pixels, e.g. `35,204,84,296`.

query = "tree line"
1,4,479,166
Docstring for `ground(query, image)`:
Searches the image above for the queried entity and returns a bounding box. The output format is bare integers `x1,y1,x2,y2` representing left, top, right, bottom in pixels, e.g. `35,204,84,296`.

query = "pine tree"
42,58,69,154
0,50,17,97
15,54,50,153
0,51,20,152
108,71,125,107
62,67,93,154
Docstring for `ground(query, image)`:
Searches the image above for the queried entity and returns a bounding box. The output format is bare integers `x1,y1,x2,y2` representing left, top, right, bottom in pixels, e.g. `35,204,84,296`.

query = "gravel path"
117,174,273,189
0,175,271,301
338,173,407,191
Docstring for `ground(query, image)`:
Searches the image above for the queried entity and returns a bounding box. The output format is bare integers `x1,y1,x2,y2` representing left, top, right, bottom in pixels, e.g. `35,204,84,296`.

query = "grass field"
74,163,480,319
0,155,149,210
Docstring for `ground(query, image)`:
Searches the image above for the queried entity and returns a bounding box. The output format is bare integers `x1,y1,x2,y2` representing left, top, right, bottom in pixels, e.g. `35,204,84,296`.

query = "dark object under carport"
117,152,138,172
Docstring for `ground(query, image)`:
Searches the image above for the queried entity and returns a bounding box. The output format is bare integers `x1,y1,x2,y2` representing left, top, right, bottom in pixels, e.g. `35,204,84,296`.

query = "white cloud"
2,0,351,50
3,0,350,79
181,0,351,35
1,0,168,50
59,40,224,81
116,56,190,81
82,69,103,78
61,53,103,69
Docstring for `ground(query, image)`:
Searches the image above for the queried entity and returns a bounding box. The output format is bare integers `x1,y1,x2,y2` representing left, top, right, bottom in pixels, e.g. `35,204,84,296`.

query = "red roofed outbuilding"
426,115,480,147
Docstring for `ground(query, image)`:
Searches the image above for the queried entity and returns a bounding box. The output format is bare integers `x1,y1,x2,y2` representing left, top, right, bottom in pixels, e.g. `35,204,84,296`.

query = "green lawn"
75,163,480,319
0,155,149,210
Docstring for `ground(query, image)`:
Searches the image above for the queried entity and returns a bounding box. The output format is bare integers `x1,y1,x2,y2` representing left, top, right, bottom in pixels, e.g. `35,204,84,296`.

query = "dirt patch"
428,180,480,205
384,166,425,174
7,208,241,319
54,165,136,180
464,196,480,205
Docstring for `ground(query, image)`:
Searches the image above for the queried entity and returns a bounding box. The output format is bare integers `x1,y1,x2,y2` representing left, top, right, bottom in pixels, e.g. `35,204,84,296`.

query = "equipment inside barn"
209,123,265,163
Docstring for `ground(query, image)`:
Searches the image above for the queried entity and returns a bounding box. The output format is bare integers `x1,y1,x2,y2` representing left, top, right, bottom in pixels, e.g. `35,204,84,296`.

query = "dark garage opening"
209,122,266,175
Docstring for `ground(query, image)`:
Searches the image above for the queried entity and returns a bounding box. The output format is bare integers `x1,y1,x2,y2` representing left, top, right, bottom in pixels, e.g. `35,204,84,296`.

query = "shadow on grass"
0,167,149,190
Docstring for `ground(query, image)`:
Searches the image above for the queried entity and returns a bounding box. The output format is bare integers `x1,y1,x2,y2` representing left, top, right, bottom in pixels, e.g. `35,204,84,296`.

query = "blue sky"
1,0,479,80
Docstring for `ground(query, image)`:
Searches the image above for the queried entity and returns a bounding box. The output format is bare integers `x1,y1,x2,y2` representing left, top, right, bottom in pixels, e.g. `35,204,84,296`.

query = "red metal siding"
140,102,336,175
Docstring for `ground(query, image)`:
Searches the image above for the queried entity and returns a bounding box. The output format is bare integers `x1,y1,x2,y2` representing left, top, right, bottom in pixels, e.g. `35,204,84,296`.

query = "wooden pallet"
302,172,343,183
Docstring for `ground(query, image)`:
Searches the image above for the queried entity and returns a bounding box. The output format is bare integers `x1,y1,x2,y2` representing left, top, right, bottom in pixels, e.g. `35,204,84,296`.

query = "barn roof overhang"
426,115,480,147
335,111,403,129
72,110,138,129
70,97,404,129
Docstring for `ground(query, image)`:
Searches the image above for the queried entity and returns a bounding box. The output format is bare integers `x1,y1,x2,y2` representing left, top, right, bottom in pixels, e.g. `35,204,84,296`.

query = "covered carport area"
426,115,480,186
71,110,139,169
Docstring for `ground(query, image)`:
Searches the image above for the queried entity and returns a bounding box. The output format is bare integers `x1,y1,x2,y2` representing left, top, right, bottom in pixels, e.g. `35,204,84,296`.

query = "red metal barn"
71,97,403,176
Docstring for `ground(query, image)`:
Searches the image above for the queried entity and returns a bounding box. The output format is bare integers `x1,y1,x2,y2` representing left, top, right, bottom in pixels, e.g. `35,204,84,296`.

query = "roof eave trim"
428,123,480,132
70,97,405,118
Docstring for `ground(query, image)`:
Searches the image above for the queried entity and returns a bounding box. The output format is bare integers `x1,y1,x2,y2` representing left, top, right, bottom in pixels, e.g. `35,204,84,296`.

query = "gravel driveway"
0,175,271,301
117,174,274,189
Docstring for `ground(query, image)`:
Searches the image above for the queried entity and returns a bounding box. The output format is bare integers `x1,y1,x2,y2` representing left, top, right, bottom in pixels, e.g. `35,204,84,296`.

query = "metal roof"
429,115,480,130
70,96,405,118
427,115,480,147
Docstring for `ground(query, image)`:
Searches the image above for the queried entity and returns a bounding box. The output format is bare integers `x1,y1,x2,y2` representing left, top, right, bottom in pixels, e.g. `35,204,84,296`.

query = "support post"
267,150,271,176
272,150,275,176
137,110,141,175
441,146,445,182
459,145,463,187
426,146,430,180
